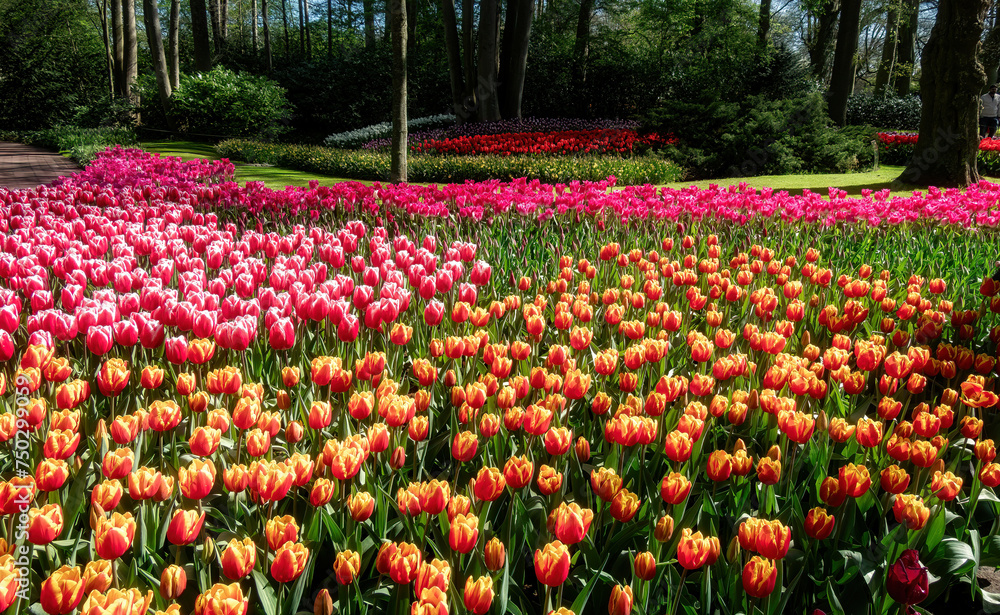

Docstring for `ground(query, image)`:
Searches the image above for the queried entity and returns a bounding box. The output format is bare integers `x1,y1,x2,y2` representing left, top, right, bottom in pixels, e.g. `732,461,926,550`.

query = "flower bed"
411,129,675,157
0,147,998,615
877,132,1000,175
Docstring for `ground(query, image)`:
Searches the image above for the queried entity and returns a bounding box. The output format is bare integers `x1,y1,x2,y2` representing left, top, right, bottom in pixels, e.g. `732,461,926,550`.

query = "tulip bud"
202,535,216,564
801,330,811,348
726,535,741,562
574,437,590,462
89,503,105,531
315,588,334,615
816,410,828,433
286,421,304,444
95,419,108,446
654,515,674,542
931,458,945,475
485,537,505,571
390,446,406,469
160,564,187,600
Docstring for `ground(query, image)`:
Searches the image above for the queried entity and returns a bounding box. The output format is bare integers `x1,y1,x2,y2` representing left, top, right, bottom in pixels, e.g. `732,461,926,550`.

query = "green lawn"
141,141,373,190
141,140,998,197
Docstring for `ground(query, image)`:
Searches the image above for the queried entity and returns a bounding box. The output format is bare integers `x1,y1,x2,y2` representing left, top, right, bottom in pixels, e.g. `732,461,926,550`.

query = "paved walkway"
0,142,81,190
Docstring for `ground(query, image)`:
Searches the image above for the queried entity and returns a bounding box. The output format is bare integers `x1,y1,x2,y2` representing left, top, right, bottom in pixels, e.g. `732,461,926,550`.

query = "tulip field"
2,146,1000,615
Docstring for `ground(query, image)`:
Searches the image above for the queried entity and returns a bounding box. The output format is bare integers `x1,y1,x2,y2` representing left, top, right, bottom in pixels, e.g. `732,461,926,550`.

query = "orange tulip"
755,520,791,559
534,541,571,586
271,542,309,583
220,537,257,580
463,575,494,615
265,515,299,551
742,556,777,598
94,512,136,560
28,503,63,545
197,583,248,615
676,529,713,570
167,509,205,545
78,588,153,615
82,560,113,594
485,537,505,572
40,565,86,615
804,507,835,540
449,514,479,553
335,550,361,585
160,564,187,600
473,467,505,502
348,492,376,521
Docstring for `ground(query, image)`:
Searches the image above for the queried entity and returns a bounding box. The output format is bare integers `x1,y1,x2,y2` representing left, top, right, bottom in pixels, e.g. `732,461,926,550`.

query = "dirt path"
0,142,80,190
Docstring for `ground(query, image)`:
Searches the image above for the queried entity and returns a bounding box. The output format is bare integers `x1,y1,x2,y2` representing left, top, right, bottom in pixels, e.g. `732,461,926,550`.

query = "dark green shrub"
846,95,921,130
20,126,137,164
647,93,872,179
145,68,292,139
216,140,682,185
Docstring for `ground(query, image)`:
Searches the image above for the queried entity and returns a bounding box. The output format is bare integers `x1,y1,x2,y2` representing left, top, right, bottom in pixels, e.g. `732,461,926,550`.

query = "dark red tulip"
887,549,928,606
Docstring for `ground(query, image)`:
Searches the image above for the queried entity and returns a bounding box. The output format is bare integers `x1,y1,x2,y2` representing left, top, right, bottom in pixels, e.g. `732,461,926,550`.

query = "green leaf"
931,538,977,576
925,510,946,553
252,569,280,615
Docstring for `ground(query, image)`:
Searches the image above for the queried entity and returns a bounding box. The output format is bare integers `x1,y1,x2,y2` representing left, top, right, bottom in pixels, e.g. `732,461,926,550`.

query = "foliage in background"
0,0,108,130
18,126,138,163
217,139,683,184
138,67,292,140
846,95,922,131
648,92,874,179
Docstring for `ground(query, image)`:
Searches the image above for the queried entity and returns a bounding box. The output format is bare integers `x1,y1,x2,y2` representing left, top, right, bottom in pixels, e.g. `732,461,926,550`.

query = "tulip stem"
670,568,688,615
543,585,552,615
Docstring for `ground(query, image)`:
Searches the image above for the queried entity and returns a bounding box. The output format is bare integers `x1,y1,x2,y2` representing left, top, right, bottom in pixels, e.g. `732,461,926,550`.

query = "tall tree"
441,0,466,116
572,0,593,115
475,0,500,120
827,0,861,125
298,0,306,54
898,0,990,187
893,0,917,95
252,0,259,51
208,0,227,58
304,0,312,57
807,0,840,81
874,0,899,95
122,0,137,100
390,0,407,181
281,0,290,56
143,0,176,129
461,0,474,102
169,0,180,88
499,0,532,118
757,0,771,46
363,0,375,47
191,0,213,70
262,0,272,69
111,0,125,96
328,0,333,56
983,8,1000,85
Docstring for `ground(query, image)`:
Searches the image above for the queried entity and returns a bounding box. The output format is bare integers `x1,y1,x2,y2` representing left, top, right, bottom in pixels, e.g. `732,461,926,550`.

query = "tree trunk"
252,0,259,51
169,0,181,88
571,0,593,116
808,0,840,81
263,0,273,70
282,0,290,57
893,0,918,95
298,0,306,55
207,0,226,59
499,0,532,118
304,0,312,58
461,0,475,100
328,0,333,56
441,0,466,117
898,0,989,187
111,0,124,96
407,0,417,51
475,0,500,120
874,1,899,95
364,0,375,47
123,0,138,101
143,0,176,130
390,0,407,182
826,0,861,125
757,0,771,47
191,0,219,72
100,0,115,98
